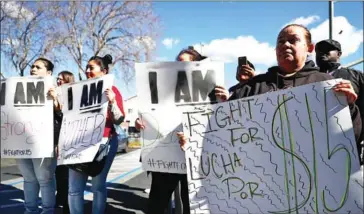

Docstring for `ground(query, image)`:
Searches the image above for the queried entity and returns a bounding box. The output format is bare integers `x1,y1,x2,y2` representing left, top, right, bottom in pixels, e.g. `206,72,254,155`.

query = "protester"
215,59,256,101
315,39,364,163
49,71,75,213
178,24,362,163
16,57,58,214
67,54,125,214
136,46,207,214
56,71,75,87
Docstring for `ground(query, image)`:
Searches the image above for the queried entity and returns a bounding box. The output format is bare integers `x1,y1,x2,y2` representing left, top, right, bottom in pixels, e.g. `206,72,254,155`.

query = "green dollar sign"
268,94,312,214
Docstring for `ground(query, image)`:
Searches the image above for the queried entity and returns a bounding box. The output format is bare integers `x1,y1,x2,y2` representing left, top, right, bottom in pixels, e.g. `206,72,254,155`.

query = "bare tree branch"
56,1,160,83
1,2,62,76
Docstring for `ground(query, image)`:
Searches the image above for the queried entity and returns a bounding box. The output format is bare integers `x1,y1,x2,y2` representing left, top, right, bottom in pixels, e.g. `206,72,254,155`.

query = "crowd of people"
4,23,363,214
11,55,125,214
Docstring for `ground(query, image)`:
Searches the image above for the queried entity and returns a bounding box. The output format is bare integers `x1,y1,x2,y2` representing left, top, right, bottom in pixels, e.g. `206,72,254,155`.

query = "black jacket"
230,60,362,157
54,109,63,148
228,83,245,94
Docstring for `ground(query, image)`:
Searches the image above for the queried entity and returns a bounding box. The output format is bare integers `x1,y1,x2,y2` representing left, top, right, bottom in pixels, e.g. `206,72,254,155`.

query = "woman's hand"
47,88,57,101
334,80,357,105
176,132,188,151
48,87,61,110
105,88,116,104
215,86,229,102
135,118,145,130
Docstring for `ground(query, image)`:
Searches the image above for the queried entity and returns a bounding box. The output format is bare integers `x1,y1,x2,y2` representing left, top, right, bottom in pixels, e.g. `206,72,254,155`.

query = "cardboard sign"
136,61,224,173
181,79,363,213
57,74,114,165
1,76,54,158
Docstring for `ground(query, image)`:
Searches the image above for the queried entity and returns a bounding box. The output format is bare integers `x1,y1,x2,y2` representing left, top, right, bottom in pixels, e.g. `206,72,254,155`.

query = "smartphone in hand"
238,56,247,67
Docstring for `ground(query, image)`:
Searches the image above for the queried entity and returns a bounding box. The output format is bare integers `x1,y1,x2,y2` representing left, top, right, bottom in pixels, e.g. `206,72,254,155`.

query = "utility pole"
329,1,334,40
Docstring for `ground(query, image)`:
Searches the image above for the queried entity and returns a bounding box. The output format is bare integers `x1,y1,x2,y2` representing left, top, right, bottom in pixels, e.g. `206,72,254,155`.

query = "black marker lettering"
175,71,191,103
26,82,45,104
149,72,158,104
88,80,103,105
192,70,216,102
0,82,5,105
14,82,26,104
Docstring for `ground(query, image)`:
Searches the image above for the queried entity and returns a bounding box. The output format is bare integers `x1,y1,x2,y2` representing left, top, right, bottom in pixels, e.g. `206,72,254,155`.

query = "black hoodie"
230,60,362,156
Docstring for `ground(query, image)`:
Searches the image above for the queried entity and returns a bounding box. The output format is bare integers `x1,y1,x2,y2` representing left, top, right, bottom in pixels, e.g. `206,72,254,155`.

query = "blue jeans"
68,136,118,214
16,157,57,214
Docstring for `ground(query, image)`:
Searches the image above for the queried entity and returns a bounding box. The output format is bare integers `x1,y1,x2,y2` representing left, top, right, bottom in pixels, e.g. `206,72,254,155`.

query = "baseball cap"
315,39,342,52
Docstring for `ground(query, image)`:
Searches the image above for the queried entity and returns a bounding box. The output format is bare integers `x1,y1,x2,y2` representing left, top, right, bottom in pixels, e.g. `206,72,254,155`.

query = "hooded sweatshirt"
230,60,362,155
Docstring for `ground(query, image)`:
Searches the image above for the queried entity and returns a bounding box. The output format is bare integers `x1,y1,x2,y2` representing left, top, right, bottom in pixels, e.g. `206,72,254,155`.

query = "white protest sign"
136,61,224,174
1,76,54,158
57,74,114,165
180,79,363,213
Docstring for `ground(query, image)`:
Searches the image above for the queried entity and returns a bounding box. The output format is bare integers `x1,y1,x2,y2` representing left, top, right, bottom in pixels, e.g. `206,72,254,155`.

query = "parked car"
128,126,141,138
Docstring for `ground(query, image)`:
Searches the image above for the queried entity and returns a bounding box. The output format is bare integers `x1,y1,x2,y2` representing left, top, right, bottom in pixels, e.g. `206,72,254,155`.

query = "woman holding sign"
179,24,362,158
16,57,59,214
49,71,75,214
136,46,207,214
67,54,125,214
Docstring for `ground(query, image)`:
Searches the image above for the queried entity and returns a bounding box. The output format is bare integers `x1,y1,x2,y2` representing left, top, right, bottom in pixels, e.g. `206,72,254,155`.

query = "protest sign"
136,61,224,174
181,79,363,213
1,76,54,158
57,74,114,165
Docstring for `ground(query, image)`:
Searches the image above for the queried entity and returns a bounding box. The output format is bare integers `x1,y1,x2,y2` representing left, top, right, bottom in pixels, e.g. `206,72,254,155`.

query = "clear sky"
2,1,363,100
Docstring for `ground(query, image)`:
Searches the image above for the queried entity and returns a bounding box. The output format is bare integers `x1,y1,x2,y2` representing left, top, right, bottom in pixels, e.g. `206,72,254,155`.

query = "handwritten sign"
136,61,224,173
57,74,114,165
181,79,363,213
1,76,54,158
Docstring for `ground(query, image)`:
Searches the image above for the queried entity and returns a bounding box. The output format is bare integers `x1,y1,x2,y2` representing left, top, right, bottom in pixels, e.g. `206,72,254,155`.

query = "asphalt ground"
1,149,154,214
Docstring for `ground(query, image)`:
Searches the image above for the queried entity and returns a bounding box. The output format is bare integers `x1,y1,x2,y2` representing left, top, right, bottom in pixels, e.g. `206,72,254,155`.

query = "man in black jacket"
315,39,364,163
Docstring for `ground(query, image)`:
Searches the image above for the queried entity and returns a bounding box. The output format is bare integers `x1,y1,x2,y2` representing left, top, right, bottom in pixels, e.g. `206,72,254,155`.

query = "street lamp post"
329,1,334,40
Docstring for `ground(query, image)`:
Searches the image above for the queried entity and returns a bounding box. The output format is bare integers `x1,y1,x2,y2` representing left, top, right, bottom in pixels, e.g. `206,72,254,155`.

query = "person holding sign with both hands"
136,46,207,214
178,25,362,165
67,54,125,214
16,57,59,214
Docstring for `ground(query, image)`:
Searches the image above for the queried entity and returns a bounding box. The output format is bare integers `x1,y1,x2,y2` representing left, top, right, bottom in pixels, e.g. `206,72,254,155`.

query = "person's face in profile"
85,60,105,79
315,48,341,68
30,60,51,77
178,53,193,62
276,26,313,73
